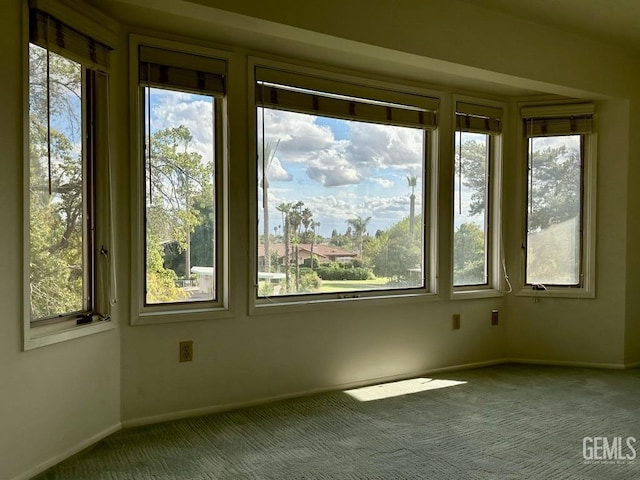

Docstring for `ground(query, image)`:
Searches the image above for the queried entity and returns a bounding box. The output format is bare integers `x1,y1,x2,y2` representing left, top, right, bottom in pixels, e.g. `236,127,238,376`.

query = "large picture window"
137,44,225,311
522,104,595,290
255,66,437,300
27,9,111,326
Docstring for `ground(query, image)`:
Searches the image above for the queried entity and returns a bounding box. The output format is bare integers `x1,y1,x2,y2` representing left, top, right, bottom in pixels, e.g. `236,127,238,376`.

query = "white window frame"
249,57,440,314
22,0,117,350
451,96,505,299
130,35,230,325
516,102,597,299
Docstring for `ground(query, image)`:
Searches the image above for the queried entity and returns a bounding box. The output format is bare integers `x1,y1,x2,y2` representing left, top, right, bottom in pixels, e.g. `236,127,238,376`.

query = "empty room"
1,0,640,479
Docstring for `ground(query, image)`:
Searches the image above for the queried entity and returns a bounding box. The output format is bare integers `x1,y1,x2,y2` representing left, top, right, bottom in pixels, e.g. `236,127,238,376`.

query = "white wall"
624,100,640,367
101,0,640,426
114,2,509,425
0,2,121,479
506,98,630,366
3,0,640,477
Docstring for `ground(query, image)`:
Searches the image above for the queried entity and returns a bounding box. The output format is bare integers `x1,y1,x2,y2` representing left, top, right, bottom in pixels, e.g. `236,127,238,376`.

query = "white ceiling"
459,0,640,54
90,0,640,97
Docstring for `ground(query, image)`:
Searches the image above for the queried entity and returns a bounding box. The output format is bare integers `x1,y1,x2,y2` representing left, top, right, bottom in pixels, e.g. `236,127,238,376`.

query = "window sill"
250,291,440,316
451,288,505,300
132,306,233,325
24,317,115,351
515,286,595,299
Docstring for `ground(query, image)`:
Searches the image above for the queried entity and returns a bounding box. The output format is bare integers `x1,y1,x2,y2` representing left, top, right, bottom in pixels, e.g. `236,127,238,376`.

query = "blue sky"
258,108,424,237
149,90,491,239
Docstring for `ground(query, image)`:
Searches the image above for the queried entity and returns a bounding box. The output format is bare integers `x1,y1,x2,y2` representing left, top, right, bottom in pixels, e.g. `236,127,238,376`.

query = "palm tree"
258,140,279,272
407,174,417,234
301,207,313,237
288,202,304,291
346,215,371,259
276,202,292,290
310,220,320,271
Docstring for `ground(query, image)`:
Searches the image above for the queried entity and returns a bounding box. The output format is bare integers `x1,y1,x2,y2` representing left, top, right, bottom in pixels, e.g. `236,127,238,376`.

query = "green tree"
406,174,418,234
457,139,487,217
28,44,85,319
309,220,319,271
146,125,213,300
366,216,421,281
461,138,579,230
270,202,322,293
453,223,485,285
526,141,581,284
165,197,214,277
276,202,293,291
527,143,580,231
329,229,351,248
346,216,371,259
189,199,214,269
146,232,184,303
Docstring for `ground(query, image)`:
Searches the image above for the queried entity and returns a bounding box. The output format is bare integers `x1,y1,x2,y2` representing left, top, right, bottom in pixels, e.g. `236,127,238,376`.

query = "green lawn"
319,277,391,292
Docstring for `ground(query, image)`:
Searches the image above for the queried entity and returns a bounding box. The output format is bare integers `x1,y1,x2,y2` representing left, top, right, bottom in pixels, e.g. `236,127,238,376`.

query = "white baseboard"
122,358,507,429
16,357,637,478
505,357,627,369
11,423,121,480
421,358,508,375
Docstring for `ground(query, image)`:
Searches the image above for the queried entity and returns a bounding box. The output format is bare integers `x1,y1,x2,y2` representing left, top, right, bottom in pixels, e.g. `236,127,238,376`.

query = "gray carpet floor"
34,364,640,479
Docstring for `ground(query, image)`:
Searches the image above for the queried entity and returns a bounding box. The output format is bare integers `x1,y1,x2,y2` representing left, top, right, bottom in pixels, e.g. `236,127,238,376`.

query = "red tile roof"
257,243,357,259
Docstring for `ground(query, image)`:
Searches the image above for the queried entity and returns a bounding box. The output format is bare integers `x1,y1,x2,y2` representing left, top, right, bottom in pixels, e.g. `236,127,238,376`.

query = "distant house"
258,243,357,270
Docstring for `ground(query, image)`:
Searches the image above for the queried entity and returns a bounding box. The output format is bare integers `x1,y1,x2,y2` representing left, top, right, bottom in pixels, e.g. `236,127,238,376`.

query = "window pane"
144,87,216,304
453,132,489,286
526,135,581,285
29,44,86,320
257,107,425,297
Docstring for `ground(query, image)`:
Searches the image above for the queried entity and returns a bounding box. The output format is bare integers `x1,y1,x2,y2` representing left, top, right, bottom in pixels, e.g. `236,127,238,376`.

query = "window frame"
516,102,597,299
451,96,505,300
249,58,440,313
22,1,116,350
130,36,231,325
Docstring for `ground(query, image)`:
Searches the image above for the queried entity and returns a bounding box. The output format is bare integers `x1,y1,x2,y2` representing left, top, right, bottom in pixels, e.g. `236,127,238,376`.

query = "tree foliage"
458,136,581,285
453,223,485,285
346,216,371,259
145,125,214,301
527,143,580,231
28,44,85,319
365,216,421,281
274,201,318,293
407,174,418,234
457,139,488,217
315,263,373,281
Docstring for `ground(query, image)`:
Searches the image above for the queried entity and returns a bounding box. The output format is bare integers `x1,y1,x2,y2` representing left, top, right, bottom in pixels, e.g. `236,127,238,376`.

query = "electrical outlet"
179,341,193,362
452,313,461,330
491,310,499,326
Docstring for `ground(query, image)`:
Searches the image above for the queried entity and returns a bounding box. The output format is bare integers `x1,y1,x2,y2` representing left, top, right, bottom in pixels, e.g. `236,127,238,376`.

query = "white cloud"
370,177,394,188
307,165,362,187
259,185,422,236
346,122,423,170
260,109,335,163
266,157,292,182
261,109,424,189
151,90,215,162
303,193,415,226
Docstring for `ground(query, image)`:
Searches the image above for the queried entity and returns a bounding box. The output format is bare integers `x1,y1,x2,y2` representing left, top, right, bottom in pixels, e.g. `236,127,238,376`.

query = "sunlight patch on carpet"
344,377,467,401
